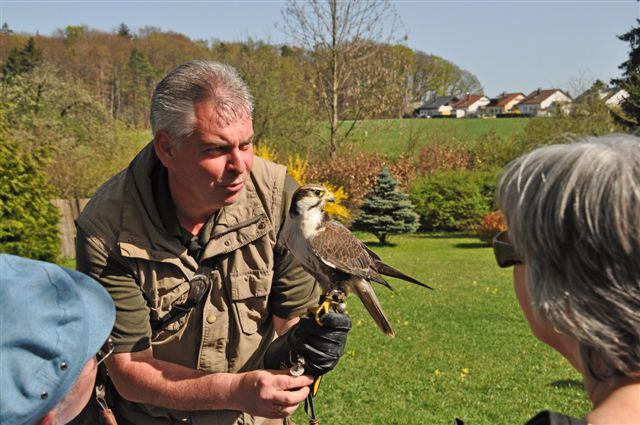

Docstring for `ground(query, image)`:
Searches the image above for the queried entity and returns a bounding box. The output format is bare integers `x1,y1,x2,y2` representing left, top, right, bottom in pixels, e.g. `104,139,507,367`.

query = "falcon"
281,184,431,336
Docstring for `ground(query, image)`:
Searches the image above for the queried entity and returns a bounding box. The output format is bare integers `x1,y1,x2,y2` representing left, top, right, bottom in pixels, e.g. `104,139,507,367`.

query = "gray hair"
497,133,640,380
150,60,253,144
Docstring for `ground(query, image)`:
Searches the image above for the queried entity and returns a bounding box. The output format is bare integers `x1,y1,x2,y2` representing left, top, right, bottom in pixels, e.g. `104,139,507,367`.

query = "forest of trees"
0,23,483,134
0,21,483,198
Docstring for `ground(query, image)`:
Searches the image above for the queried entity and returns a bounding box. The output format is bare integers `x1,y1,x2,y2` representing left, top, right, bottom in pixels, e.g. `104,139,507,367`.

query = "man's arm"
105,349,311,418
76,228,311,418
273,315,300,336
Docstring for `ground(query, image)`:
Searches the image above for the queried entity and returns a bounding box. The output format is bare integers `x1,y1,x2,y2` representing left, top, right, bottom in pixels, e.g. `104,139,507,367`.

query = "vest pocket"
149,278,192,343
229,269,273,334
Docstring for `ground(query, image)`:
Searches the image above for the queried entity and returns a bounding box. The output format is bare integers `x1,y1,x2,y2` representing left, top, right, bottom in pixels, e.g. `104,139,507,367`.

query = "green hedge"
0,140,60,261
410,169,499,231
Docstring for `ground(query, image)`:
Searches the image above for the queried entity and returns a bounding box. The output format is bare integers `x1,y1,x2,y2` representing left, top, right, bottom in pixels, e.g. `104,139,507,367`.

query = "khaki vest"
77,144,288,425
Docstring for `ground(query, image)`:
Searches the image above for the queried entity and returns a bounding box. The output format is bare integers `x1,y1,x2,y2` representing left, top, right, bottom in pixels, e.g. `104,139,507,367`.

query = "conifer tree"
611,19,640,126
352,168,419,245
1,37,41,80
0,140,60,261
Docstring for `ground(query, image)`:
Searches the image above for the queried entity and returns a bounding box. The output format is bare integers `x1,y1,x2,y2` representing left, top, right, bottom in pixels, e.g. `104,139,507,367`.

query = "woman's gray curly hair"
150,60,253,145
497,133,640,381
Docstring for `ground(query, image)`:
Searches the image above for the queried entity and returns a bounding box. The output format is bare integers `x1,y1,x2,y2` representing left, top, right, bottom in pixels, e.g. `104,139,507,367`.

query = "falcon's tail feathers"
369,274,395,291
374,261,433,290
353,278,395,337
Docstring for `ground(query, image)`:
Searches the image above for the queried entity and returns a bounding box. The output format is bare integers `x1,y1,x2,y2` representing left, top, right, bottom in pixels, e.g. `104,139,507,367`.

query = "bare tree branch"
281,0,404,156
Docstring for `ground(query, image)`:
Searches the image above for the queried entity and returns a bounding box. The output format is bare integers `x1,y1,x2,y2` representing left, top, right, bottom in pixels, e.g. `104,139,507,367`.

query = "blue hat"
0,254,115,425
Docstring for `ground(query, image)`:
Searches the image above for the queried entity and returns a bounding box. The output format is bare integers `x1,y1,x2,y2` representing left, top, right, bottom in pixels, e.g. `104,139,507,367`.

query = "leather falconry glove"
264,310,351,377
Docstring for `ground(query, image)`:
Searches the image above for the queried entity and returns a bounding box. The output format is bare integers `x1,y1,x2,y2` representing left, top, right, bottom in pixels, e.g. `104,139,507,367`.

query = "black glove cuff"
263,331,298,371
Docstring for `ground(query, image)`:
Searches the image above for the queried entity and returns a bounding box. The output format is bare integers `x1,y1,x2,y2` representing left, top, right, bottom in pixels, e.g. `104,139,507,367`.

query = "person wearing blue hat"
0,254,116,425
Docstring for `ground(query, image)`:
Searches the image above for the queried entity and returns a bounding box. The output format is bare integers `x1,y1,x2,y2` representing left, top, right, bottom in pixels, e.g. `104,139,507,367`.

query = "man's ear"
154,130,176,168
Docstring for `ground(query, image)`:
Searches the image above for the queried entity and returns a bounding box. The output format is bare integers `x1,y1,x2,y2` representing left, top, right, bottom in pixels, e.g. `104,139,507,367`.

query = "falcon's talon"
312,298,333,326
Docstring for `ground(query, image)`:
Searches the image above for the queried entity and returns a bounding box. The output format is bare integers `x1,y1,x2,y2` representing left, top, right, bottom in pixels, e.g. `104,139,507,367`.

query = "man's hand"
264,310,351,377
231,369,313,418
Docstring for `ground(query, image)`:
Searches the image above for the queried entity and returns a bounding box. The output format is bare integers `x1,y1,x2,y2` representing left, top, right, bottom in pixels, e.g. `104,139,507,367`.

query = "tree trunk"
329,0,339,158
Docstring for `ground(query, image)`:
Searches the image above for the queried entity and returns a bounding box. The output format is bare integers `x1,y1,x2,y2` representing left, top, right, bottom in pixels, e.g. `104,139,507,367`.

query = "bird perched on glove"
281,184,431,336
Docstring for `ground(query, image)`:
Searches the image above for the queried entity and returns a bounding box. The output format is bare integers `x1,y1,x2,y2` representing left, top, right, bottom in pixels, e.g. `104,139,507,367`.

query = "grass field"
331,118,530,158
59,233,590,423
291,233,590,425
126,117,529,162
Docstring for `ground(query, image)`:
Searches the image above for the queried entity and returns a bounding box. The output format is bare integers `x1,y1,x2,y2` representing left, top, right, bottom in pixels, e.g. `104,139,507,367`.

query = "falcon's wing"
308,220,390,288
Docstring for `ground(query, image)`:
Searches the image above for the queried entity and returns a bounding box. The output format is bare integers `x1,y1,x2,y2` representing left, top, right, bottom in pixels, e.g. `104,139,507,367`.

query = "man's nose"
227,148,246,174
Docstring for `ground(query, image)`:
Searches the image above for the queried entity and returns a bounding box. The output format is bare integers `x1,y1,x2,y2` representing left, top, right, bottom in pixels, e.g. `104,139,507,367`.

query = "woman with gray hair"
493,133,640,425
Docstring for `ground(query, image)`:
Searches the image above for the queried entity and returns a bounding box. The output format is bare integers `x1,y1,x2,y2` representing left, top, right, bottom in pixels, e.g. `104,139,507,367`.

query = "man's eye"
240,142,252,151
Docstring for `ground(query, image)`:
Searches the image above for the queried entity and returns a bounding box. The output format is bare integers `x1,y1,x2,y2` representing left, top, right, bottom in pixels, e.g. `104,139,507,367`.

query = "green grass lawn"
329,118,530,158
58,233,589,424
291,233,590,425
59,258,76,269
125,117,529,161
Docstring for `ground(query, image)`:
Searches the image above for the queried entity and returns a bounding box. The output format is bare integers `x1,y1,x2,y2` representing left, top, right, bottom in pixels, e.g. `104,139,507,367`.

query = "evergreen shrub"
351,168,419,244
0,141,60,261
410,169,498,232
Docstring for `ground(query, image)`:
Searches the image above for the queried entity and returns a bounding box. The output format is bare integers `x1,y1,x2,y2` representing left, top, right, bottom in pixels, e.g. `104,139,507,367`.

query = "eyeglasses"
492,231,523,268
96,337,114,366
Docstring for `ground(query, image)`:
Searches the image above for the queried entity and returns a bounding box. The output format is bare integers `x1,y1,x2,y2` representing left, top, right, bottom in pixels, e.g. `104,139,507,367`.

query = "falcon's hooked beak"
323,191,335,203
289,184,336,216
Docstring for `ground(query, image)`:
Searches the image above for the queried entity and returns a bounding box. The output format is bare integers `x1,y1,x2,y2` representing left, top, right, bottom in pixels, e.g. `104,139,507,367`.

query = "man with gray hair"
492,133,640,424
76,61,350,424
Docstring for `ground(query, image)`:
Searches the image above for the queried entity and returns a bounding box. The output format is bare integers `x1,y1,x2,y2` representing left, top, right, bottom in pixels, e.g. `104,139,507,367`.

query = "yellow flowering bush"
287,154,308,185
286,154,349,220
255,142,351,221
253,141,278,162
320,183,350,220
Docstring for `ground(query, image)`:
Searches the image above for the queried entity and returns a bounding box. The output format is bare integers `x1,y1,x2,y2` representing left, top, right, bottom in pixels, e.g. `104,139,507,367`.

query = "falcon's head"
289,184,335,216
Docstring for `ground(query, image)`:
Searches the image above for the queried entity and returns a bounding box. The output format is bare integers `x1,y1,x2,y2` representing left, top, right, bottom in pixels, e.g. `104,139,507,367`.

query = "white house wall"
540,91,571,109
605,90,629,106
468,98,490,113
505,96,524,111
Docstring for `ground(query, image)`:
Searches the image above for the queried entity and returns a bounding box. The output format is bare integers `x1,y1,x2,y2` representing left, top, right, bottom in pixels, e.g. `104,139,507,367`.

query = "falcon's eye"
314,189,323,196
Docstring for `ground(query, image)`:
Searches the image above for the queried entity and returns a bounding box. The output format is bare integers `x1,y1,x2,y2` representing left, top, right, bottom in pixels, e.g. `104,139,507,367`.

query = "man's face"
163,100,254,216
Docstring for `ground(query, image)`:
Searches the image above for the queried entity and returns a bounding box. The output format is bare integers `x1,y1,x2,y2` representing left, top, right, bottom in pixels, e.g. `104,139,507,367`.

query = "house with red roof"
450,94,490,118
485,92,526,116
516,89,572,116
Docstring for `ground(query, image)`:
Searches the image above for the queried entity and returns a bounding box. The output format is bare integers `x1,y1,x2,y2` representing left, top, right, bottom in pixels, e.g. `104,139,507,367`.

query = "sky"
1,0,638,97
